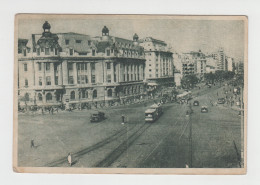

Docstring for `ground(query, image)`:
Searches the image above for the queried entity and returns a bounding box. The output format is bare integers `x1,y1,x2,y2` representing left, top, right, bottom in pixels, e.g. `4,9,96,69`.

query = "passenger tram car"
145,103,163,122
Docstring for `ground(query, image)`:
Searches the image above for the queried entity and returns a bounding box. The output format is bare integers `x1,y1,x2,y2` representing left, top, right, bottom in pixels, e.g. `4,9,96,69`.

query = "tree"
181,74,199,89
204,72,215,84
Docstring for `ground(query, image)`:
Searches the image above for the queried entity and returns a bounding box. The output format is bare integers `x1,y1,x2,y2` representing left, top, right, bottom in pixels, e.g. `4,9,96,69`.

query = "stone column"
111,62,114,83
73,63,78,84
43,63,46,87
58,63,63,85
50,63,55,86
88,63,91,84
104,62,107,83
62,60,68,85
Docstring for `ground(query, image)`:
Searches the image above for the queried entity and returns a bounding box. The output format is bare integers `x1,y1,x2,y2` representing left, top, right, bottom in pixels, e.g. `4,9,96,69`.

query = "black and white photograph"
13,14,247,174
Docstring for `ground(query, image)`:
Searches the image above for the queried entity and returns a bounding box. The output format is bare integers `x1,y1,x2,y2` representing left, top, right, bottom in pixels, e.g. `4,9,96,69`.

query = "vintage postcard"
13,14,247,174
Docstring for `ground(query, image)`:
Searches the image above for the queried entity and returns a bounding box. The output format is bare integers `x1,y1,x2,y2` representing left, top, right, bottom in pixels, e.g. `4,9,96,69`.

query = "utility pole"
240,85,244,168
189,111,193,168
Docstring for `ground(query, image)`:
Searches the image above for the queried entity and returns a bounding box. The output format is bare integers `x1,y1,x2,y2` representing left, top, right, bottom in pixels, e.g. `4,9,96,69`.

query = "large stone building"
18,21,146,109
139,37,174,91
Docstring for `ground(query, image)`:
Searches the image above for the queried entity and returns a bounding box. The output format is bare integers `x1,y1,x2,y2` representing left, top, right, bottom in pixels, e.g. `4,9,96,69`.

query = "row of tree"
204,71,235,84
181,70,236,89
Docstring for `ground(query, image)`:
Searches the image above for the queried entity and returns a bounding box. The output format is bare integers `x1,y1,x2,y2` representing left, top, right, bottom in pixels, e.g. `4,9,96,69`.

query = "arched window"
86,91,88,98
107,89,112,97
38,93,43,101
24,93,30,101
70,91,75,100
46,93,52,101
93,90,97,99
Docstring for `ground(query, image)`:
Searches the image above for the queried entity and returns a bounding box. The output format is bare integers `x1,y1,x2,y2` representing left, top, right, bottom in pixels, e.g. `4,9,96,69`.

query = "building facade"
18,22,146,109
181,50,206,80
139,37,174,91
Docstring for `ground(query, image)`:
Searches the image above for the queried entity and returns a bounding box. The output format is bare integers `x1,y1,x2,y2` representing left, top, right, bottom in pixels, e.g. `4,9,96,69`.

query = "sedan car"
201,106,208,113
217,98,225,104
193,100,199,106
90,112,105,122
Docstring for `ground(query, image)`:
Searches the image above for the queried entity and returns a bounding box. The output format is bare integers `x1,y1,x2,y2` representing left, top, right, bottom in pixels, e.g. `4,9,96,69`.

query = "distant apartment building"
18,21,146,108
226,56,235,72
181,50,206,80
139,37,174,89
209,48,227,71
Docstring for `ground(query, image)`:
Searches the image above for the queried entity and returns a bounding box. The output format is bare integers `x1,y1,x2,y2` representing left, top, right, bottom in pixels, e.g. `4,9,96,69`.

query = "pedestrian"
48,107,51,114
51,107,54,115
30,139,35,148
67,153,72,166
121,115,125,124
41,108,44,115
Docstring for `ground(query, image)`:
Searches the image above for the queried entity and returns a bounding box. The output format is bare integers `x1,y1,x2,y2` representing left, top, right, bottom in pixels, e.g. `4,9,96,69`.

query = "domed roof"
133,33,139,41
43,21,51,30
102,26,109,34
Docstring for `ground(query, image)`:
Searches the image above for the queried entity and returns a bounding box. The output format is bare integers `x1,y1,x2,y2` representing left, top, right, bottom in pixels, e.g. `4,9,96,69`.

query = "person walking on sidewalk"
67,153,72,166
30,139,35,148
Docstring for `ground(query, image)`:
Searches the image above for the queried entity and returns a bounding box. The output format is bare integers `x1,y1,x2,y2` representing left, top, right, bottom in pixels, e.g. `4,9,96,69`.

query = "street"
18,83,243,168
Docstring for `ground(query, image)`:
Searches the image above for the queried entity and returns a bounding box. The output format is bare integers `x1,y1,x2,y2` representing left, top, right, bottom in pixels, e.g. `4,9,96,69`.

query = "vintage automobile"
201,106,208,113
217,98,226,104
193,100,199,106
90,112,105,122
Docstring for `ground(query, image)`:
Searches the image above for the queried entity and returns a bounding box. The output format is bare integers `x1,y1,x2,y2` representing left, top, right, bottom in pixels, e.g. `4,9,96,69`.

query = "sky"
18,16,245,61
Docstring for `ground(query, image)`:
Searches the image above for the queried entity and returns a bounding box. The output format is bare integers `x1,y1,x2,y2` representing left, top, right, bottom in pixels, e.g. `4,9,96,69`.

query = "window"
54,63,58,71
107,50,110,56
51,47,54,52
85,75,88,83
91,63,95,70
37,48,40,56
41,47,44,52
65,40,69,45
68,63,73,70
81,90,86,99
39,77,42,86
69,49,73,56
46,63,50,71
45,48,50,55
25,79,28,86
38,63,42,71
76,40,82,43
85,91,88,98
93,90,97,99
84,63,87,70
91,75,96,83
46,76,51,85
54,48,58,55
127,74,129,81
149,64,151,66
70,91,75,100
149,69,152,72
23,49,26,56
24,93,30,101
88,40,91,46
55,76,58,85
107,63,111,69
149,74,152,77
107,74,111,83
92,49,95,56
69,76,74,84
114,74,116,82
38,93,43,101
107,89,112,97
46,93,52,101
24,64,27,71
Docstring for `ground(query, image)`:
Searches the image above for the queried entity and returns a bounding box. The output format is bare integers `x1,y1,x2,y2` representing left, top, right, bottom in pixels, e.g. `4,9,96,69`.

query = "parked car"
193,100,199,106
90,112,105,122
201,106,208,113
217,98,225,104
